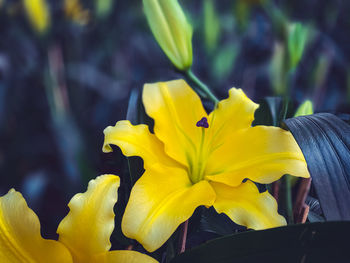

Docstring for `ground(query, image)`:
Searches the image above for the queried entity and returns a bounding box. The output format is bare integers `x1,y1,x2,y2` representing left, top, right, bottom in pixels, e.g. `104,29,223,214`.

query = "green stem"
284,175,294,224
185,69,219,104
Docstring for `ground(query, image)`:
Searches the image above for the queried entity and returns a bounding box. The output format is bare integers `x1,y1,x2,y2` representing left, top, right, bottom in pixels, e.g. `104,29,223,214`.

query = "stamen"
196,117,209,128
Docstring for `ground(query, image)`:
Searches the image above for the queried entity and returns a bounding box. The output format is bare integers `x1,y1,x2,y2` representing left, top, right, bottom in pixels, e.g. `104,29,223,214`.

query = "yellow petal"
103,120,178,169
0,189,72,263
57,175,120,262
93,250,158,263
211,181,286,229
207,88,259,148
122,164,216,252
206,126,309,187
143,80,208,167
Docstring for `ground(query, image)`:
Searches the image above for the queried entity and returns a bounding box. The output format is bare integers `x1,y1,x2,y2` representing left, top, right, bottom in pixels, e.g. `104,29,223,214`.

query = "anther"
196,117,209,128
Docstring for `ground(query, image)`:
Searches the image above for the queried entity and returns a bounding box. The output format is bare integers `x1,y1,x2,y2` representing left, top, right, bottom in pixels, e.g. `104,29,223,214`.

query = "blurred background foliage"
0,0,349,248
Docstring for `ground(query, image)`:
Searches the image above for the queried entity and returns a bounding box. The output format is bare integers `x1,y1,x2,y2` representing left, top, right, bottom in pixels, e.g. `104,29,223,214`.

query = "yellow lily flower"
103,79,310,252
0,175,157,263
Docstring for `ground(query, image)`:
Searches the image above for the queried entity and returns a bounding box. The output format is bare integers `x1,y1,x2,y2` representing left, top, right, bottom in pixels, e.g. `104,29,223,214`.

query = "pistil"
190,117,209,184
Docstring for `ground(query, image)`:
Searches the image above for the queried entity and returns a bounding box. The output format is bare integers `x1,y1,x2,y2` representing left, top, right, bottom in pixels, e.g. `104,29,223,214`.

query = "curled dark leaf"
284,113,350,220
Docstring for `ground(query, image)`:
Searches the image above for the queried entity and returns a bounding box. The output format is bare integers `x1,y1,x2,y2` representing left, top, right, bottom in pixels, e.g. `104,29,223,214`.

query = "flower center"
196,117,209,128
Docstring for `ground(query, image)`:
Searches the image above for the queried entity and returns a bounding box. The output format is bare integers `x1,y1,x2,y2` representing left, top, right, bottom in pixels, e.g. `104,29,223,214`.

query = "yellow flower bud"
143,0,193,71
64,0,90,26
23,0,50,34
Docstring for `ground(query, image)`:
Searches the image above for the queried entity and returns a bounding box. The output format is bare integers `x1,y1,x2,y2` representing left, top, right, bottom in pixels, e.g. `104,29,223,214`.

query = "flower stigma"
196,117,209,128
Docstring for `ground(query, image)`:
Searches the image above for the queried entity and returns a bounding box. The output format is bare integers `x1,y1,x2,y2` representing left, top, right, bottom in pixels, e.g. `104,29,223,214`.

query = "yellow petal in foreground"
143,0,193,70
211,181,286,229
0,189,73,263
122,164,216,252
57,174,119,262
23,0,50,33
0,175,158,263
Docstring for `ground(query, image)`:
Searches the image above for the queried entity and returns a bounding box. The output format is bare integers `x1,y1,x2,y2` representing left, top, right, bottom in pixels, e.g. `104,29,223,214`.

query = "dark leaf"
126,89,145,186
126,89,141,125
253,97,295,127
308,211,325,223
171,222,350,263
253,97,283,126
199,207,243,236
284,113,350,220
306,196,323,216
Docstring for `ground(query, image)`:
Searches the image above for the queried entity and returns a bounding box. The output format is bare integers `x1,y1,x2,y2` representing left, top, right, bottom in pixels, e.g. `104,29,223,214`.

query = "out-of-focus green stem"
185,69,219,104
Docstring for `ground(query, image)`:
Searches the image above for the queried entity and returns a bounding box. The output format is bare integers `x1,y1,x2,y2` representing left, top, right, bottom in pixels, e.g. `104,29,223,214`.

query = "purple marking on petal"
196,117,209,128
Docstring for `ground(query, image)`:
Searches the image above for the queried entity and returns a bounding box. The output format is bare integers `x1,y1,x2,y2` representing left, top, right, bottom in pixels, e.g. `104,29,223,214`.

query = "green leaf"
171,222,350,263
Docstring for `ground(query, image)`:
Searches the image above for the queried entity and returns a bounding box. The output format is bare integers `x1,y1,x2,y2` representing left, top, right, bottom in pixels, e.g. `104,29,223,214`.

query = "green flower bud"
287,23,310,70
143,0,193,71
294,100,314,117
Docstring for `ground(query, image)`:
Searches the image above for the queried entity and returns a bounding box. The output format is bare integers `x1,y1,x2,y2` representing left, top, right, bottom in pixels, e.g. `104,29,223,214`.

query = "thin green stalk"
185,69,219,104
